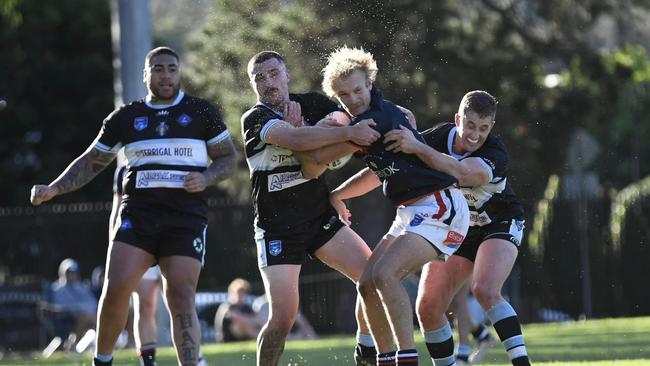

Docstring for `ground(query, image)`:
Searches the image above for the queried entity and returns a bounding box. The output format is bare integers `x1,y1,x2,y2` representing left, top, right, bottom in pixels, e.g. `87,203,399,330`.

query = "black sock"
357,343,377,358
139,345,156,366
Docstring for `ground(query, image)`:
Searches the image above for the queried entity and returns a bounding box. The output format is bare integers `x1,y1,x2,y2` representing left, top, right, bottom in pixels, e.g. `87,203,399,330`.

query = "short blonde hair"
228,278,251,296
322,46,378,97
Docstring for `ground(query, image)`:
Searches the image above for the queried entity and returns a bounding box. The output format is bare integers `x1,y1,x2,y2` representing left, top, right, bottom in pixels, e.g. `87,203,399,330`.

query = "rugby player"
241,51,381,366
323,46,470,366
31,47,237,366
383,90,531,366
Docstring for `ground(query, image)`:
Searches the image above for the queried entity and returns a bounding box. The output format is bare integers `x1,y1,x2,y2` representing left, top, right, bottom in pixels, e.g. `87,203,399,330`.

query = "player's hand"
183,172,208,192
30,185,59,206
349,119,379,146
329,194,351,226
384,125,421,154
283,101,304,127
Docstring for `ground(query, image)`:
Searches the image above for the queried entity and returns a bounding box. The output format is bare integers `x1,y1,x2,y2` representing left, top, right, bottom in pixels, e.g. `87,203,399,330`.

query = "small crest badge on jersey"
177,114,192,126
156,121,169,136
119,219,132,230
269,240,282,256
134,117,148,131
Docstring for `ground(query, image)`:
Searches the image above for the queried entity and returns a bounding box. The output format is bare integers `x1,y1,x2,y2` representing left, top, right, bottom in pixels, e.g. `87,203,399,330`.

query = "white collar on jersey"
145,90,185,109
255,101,284,117
447,126,472,160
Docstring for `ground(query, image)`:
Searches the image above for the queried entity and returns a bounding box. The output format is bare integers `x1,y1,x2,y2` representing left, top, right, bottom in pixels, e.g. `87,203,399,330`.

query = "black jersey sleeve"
472,136,509,181
241,107,277,157
421,123,453,152
94,108,124,153
200,100,230,145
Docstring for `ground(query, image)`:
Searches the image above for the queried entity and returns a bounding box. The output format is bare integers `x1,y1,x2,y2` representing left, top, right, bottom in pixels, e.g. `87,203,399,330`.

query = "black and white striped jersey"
94,91,230,218
422,123,524,226
241,92,338,235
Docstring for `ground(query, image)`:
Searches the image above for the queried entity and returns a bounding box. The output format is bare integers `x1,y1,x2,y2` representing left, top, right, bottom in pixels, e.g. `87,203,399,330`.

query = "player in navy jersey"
383,90,531,366
31,47,237,366
242,51,383,366
322,47,469,366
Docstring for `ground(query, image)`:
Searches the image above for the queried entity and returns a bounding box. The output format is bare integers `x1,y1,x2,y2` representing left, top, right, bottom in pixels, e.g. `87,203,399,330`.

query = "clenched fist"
30,185,59,206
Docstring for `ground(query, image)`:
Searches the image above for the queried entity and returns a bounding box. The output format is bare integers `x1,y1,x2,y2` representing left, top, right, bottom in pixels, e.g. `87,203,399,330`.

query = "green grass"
2,317,650,365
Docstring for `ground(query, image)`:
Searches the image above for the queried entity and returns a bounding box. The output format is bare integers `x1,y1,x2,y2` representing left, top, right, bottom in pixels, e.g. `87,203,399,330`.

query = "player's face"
332,69,372,116
454,110,495,153
250,58,290,109
144,54,181,104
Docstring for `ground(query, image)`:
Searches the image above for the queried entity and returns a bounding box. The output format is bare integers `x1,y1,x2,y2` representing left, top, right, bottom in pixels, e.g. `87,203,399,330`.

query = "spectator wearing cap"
50,258,98,337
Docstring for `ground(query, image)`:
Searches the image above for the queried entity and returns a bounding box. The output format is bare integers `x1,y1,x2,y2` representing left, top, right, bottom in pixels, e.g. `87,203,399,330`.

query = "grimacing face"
453,110,495,153
144,53,181,104
249,58,290,109
331,69,372,117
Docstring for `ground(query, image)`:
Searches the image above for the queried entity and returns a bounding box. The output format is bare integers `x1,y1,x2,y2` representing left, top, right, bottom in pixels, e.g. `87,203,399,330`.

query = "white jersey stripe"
260,119,283,143
207,130,231,145
246,144,301,175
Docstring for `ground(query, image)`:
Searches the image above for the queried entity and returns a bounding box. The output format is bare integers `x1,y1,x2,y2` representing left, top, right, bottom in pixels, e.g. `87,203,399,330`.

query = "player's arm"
329,167,381,225
184,136,238,193
30,145,116,206
384,125,489,187
264,118,379,151
295,142,360,179
396,105,417,129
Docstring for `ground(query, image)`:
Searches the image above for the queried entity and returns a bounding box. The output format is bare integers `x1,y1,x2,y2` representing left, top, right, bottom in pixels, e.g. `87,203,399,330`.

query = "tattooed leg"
159,256,202,366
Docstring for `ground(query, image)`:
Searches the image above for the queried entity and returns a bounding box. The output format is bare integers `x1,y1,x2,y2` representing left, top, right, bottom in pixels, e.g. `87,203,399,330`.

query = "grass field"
2,316,649,365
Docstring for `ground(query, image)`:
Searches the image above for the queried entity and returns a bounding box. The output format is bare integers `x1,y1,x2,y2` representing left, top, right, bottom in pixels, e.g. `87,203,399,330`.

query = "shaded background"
1,0,650,350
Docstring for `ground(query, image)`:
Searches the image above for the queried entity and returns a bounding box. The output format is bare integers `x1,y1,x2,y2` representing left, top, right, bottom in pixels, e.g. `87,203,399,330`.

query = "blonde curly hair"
322,46,378,97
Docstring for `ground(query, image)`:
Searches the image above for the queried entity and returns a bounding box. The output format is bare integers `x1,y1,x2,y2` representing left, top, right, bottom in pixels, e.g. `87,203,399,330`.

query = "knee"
371,266,395,291
471,281,500,308
165,285,195,312
357,274,376,299
416,293,443,326
265,310,296,337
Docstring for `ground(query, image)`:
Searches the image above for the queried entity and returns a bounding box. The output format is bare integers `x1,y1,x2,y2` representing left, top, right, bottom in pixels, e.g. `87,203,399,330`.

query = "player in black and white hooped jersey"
242,51,383,366
383,90,531,366
31,47,237,366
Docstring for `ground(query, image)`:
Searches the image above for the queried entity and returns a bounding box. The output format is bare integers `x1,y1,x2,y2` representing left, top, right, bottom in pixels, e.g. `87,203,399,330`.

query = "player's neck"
451,136,467,155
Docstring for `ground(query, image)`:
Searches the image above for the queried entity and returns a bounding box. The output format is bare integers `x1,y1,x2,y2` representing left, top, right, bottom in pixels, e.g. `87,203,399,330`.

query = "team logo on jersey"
177,114,192,126
269,240,282,256
409,214,424,227
514,219,525,231
156,121,169,136
134,117,148,131
193,236,204,253
119,219,132,230
156,110,169,116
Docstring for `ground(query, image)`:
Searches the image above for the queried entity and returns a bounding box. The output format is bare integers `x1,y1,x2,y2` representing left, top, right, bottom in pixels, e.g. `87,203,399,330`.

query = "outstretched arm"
265,118,379,151
184,137,238,193
383,125,490,187
30,146,116,205
329,167,381,225
295,142,361,179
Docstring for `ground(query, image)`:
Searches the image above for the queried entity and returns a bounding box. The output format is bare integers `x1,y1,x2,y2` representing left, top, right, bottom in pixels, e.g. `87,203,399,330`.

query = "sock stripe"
487,301,517,323
423,322,453,343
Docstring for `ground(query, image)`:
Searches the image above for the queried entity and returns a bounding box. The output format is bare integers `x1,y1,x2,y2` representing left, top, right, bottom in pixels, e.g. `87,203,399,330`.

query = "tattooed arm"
183,137,238,193
30,146,116,205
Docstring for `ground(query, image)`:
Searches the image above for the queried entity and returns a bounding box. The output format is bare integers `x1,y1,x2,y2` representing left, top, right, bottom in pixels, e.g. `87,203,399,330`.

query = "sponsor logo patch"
136,170,187,189
444,231,464,246
269,240,282,256
267,171,308,192
134,117,148,131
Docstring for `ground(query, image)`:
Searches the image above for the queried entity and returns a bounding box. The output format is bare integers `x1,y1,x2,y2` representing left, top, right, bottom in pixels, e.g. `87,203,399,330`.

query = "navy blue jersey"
241,92,338,235
95,91,230,219
421,123,524,226
352,87,457,205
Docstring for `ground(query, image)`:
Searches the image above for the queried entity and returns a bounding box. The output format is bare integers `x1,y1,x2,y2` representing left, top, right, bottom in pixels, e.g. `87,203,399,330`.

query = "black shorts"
112,205,207,265
453,218,525,262
254,207,344,268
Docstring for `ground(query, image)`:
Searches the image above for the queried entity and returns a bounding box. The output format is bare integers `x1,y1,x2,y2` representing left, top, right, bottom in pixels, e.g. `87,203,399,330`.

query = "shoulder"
241,105,274,126
184,95,221,113
105,99,145,122
292,92,334,105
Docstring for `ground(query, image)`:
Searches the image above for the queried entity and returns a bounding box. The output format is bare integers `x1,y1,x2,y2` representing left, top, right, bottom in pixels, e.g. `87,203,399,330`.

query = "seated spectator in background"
50,258,98,338
214,278,263,342
252,295,317,341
